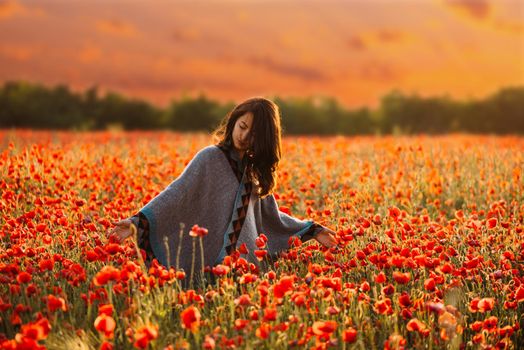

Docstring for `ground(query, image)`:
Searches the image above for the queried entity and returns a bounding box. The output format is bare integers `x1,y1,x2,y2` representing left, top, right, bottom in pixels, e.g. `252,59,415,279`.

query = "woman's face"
232,112,254,156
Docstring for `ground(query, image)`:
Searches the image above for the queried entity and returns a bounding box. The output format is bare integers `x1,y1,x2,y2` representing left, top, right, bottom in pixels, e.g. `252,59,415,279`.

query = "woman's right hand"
109,219,136,243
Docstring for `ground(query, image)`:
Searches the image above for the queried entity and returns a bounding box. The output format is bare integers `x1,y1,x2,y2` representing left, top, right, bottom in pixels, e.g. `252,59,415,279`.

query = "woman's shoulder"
192,145,226,163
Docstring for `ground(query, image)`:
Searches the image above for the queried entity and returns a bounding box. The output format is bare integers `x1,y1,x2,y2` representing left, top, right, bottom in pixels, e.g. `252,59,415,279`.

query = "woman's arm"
260,193,338,248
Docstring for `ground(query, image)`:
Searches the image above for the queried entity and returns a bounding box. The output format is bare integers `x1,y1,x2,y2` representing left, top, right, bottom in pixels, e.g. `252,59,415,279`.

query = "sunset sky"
0,0,523,109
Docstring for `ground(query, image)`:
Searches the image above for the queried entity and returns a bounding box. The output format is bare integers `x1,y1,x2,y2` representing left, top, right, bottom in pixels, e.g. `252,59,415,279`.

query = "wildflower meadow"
1,130,523,349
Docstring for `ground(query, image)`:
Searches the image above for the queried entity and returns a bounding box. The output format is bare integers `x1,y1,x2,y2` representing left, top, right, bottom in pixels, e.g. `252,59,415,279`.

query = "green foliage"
0,80,523,134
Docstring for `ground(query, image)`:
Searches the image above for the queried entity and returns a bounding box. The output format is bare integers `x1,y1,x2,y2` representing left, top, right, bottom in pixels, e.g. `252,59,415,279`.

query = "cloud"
493,19,524,35
0,44,37,61
441,0,523,35
96,19,139,38
376,29,411,44
358,61,401,82
246,55,328,82
443,0,492,20
171,28,201,43
0,0,46,20
78,43,103,64
347,29,414,51
347,35,368,51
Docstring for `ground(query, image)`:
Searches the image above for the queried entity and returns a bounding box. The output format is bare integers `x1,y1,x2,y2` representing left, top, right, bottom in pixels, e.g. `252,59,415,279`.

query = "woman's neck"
232,147,245,161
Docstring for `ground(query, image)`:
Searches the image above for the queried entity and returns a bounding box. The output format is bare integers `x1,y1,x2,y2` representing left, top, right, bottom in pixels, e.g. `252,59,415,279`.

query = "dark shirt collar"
229,147,248,170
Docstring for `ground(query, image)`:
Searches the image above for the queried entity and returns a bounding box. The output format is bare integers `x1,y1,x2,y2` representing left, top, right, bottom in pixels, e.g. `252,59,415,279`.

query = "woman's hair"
212,97,282,198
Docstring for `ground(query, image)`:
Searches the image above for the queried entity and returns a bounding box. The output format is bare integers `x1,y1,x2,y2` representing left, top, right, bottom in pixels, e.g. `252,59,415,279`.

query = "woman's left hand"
315,228,338,248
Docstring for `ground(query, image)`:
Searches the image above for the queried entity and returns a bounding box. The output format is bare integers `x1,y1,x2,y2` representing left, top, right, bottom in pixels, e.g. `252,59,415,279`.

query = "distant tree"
0,80,523,134
166,94,223,131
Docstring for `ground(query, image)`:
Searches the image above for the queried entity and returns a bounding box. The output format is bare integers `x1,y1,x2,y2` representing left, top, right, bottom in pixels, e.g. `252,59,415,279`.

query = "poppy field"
1,130,523,350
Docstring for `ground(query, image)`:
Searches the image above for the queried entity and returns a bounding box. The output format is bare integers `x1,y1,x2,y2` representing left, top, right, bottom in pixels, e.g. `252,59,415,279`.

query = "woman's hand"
315,228,338,248
109,219,136,244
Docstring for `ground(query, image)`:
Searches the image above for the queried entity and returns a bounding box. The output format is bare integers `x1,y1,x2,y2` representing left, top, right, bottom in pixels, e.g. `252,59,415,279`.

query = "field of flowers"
0,130,523,350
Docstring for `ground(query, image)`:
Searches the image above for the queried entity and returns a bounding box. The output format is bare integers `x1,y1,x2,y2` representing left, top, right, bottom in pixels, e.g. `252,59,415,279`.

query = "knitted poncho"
133,145,324,276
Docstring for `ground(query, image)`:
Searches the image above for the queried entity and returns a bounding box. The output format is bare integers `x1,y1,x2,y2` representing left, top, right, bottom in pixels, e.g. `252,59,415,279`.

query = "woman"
109,97,337,281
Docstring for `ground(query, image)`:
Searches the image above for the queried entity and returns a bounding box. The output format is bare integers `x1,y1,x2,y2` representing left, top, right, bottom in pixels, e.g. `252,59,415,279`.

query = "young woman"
109,97,337,280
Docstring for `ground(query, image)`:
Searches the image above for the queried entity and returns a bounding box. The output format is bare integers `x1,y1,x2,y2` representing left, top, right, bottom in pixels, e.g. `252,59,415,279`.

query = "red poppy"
20,317,51,341
133,324,159,349
93,266,120,286
180,306,201,332
374,298,393,315
398,292,411,308
279,206,291,215
202,335,216,350
255,237,266,249
375,272,386,284
189,224,208,237
98,304,114,316
407,318,427,333
312,320,337,336
515,286,524,302
486,218,497,229
47,295,67,312
392,271,410,284
255,323,271,339
234,319,249,331
16,272,31,284
424,278,436,291
94,314,116,338
254,250,268,261
274,276,294,299
342,327,357,343
263,307,277,321
212,264,230,276
238,243,248,254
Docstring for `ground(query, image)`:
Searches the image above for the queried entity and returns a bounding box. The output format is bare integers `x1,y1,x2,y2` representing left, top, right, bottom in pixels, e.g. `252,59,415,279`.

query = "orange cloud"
347,29,414,51
358,61,401,82
246,55,328,81
0,44,36,61
78,43,103,64
172,28,201,42
347,36,367,51
443,0,492,20
96,19,138,38
0,0,45,20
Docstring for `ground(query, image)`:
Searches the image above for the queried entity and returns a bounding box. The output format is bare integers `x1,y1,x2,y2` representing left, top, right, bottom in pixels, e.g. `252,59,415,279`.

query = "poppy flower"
312,320,337,336
255,323,271,339
374,298,393,315
189,224,208,237
514,286,524,302
180,306,201,333
274,276,294,299
238,243,249,254
254,250,268,261
133,324,159,349
47,295,67,312
407,318,427,333
212,264,230,276
94,314,116,338
342,327,357,343
424,278,436,291
202,335,216,350
16,272,31,284
263,307,277,321
20,317,51,341
392,271,410,284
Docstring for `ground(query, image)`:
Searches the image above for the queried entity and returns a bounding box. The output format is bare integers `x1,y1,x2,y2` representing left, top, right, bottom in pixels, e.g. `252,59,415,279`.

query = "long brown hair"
212,97,282,198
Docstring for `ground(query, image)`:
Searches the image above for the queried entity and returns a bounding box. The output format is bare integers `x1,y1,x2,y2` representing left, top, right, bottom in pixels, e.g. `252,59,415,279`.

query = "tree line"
0,80,522,134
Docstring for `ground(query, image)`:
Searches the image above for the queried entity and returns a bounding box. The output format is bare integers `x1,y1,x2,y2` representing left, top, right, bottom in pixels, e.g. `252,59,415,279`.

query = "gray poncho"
135,145,324,274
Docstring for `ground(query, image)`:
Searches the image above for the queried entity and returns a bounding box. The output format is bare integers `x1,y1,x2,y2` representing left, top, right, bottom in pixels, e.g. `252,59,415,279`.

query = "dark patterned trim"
300,222,323,242
217,145,252,255
132,212,155,266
